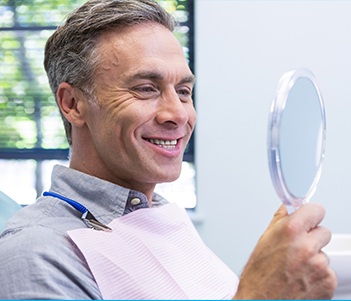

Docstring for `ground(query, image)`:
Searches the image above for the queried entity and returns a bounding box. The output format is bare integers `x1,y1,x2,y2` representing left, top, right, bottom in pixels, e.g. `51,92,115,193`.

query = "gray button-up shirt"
0,165,168,299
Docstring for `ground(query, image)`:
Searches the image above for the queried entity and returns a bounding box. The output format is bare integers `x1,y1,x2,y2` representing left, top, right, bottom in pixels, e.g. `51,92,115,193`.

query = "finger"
308,251,337,299
320,250,330,265
290,202,326,232
308,225,332,251
310,250,334,280
267,204,288,229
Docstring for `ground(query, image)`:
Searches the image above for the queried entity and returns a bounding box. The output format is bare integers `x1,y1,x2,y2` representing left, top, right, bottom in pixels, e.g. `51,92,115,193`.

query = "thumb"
267,204,288,229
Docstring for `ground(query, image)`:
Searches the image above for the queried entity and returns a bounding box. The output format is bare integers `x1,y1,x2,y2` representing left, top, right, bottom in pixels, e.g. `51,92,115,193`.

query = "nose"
156,89,189,128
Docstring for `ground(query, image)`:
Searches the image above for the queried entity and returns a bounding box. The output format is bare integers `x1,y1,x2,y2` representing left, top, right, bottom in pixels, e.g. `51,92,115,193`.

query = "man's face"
81,23,196,195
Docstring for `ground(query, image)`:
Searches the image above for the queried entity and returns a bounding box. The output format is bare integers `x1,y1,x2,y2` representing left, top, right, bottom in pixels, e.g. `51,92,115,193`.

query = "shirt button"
130,198,141,206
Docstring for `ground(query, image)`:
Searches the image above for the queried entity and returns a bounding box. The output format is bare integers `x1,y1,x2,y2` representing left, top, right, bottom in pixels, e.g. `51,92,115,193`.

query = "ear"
57,82,86,127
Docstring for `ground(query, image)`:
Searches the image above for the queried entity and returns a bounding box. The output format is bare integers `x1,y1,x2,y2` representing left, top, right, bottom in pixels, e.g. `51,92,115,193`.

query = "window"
0,0,196,208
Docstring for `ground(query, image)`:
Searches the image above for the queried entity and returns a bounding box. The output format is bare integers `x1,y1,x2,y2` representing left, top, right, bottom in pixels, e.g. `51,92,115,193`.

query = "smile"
146,138,177,149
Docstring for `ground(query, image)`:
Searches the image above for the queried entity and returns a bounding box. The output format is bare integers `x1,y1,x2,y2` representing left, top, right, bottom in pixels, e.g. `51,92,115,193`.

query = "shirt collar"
49,165,168,224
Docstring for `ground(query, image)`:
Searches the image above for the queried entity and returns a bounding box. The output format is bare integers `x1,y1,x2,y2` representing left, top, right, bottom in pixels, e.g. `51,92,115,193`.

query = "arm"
233,203,337,300
0,225,102,300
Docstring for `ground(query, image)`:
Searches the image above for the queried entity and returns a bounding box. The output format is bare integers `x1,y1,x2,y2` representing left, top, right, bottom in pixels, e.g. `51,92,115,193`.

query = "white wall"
195,0,351,274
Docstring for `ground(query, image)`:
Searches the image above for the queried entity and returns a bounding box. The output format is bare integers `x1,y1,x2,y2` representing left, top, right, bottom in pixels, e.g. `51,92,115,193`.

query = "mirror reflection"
280,76,324,198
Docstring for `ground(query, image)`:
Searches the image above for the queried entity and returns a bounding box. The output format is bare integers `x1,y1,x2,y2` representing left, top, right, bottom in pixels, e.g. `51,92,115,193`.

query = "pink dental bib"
68,203,238,299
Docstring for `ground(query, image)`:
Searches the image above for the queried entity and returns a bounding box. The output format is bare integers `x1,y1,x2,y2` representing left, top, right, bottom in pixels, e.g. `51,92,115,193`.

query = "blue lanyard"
43,191,112,232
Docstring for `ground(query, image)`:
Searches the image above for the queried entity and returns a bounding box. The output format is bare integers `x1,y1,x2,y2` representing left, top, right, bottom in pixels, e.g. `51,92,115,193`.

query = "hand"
233,203,337,300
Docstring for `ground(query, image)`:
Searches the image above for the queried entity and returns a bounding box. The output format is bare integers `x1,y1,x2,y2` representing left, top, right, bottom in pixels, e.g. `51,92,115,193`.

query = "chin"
159,172,181,183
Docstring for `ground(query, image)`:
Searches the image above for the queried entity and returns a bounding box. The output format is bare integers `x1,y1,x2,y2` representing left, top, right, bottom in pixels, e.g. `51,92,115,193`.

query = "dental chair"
0,191,21,232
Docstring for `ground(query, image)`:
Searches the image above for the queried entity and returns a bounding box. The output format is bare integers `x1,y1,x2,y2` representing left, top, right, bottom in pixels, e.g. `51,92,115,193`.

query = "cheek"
101,103,148,143
187,105,197,128
85,104,118,144
94,94,137,128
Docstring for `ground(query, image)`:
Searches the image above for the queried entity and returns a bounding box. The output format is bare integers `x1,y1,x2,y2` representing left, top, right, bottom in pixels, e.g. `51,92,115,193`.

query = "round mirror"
267,68,326,213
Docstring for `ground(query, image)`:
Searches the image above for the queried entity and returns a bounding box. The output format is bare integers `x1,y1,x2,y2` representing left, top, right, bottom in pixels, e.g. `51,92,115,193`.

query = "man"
0,0,337,299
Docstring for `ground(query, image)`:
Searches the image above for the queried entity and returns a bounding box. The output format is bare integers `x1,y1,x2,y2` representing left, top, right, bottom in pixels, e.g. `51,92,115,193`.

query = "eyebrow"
179,75,196,86
125,71,196,85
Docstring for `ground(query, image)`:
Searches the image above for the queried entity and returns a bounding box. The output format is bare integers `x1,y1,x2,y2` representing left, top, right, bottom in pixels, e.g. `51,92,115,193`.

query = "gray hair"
44,0,177,145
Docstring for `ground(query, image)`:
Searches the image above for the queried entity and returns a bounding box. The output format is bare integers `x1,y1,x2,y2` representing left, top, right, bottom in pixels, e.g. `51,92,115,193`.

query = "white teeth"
147,139,177,148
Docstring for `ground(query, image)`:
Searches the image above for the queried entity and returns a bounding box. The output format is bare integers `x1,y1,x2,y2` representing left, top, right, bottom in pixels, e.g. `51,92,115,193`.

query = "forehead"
95,23,192,78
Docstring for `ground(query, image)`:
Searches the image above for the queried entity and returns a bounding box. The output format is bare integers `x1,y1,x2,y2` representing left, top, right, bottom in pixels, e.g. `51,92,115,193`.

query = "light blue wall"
195,0,351,274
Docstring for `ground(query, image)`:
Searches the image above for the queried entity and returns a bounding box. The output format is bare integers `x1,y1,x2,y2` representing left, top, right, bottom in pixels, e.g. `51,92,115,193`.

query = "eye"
130,85,160,99
176,86,193,102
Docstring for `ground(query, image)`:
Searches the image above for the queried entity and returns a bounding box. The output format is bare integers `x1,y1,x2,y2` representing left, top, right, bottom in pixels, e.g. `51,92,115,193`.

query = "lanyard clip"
82,212,113,232
83,218,113,232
